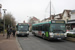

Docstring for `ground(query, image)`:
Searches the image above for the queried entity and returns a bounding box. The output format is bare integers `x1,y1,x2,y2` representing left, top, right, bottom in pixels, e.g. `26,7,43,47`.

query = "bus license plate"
22,34,24,35
57,38,61,40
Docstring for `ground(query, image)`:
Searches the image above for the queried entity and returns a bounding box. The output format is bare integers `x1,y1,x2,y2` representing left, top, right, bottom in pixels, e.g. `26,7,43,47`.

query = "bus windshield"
18,25,29,31
50,24,66,33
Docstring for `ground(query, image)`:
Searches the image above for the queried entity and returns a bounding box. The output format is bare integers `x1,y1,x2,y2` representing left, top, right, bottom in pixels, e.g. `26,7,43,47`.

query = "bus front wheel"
42,35,45,39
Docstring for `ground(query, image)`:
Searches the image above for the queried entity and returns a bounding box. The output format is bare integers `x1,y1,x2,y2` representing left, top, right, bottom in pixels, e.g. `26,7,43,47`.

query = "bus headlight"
27,31,29,34
49,33,54,37
50,35,54,37
17,31,19,34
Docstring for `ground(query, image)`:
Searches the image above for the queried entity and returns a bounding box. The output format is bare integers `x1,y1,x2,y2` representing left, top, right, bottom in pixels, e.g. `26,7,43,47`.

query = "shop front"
66,20,75,30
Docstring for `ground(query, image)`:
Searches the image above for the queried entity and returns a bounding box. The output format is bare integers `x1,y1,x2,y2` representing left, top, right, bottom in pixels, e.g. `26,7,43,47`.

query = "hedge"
67,33,75,38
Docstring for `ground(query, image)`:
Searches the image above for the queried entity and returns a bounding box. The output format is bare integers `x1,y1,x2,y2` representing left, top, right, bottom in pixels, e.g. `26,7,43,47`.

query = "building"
62,10,71,23
41,15,55,22
67,20,75,30
41,18,49,22
50,15,55,20
54,13,62,20
28,17,40,31
62,10,75,30
28,16,40,25
32,17,40,24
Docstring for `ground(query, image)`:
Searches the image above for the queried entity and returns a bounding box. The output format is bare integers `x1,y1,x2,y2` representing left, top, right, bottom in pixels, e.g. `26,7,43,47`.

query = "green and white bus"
32,20,67,40
16,23,29,37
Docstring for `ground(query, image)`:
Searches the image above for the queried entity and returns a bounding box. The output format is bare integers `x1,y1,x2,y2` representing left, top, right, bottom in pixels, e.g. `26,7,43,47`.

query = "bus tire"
42,35,45,39
34,34,36,36
26,35,28,37
34,33,36,36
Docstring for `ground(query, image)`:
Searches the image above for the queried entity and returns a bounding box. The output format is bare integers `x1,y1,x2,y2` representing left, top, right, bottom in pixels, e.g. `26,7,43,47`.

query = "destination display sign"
51,20,65,23
18,23,28,25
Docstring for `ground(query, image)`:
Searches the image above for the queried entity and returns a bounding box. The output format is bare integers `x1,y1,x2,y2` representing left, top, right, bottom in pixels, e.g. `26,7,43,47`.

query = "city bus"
32,20,67,40
16,23,29,37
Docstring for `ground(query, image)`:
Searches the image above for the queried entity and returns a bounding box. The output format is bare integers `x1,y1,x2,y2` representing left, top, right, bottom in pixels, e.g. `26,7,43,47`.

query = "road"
17,32,75,50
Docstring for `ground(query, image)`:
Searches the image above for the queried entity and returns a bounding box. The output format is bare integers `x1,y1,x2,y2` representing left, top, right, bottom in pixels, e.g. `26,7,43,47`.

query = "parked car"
66,30,75,34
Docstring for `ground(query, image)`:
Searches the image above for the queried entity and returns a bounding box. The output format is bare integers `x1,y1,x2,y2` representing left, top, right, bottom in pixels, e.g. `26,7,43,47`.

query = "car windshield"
50,24,66,33
18,25,29,31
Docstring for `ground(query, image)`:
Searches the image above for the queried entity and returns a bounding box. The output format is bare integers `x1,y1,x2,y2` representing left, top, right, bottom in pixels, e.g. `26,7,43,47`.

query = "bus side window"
36,26,38,30
35,26,37,30
40,25,42,31
32,26,35,30
42,24,45,31
45,24,48,31
44,23,50,31
39,25,42,31
42,24,47,31
33,26,35,30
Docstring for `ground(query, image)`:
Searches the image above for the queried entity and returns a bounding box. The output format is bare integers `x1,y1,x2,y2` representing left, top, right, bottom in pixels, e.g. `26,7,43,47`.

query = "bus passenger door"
43,24,50,38
45,31,49,37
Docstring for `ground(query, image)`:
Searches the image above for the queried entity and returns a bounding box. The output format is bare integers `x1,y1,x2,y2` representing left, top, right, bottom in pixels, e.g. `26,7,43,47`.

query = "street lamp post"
11,16,12,28
3,9,7,36
0,4,2,18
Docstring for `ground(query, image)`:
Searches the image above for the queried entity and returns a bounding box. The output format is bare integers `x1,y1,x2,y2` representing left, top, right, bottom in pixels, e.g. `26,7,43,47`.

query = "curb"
66,37,75,42
16,37,22,50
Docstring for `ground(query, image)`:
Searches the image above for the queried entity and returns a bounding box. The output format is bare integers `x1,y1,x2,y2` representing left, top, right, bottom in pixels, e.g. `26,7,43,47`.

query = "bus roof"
17,23,29,25
32,21,51,26
32,20,65,26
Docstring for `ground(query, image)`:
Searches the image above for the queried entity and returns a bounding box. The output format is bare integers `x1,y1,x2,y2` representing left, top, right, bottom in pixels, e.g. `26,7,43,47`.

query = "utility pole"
3,9,7,36
50,0,51,20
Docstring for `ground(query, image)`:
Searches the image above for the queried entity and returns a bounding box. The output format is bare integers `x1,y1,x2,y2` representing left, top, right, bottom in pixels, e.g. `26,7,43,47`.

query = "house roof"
64,10,71,13
49,15,55,20
63,10,71,17
32,17,40,21
54,13,62,19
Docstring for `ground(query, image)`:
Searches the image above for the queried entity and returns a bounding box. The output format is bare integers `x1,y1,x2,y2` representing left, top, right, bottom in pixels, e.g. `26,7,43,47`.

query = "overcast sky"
0,0,75,23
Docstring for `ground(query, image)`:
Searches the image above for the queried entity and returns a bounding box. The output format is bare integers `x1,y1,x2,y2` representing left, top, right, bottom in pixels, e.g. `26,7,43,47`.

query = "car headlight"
73,33,75,34
64,33,67,37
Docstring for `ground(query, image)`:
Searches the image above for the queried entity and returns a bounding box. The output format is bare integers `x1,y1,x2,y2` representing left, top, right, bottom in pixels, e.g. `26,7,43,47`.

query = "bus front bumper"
16,33,29,36
49,35,66,40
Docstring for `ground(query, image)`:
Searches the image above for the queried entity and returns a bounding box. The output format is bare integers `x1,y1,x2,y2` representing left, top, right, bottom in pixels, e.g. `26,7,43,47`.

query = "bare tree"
3,13,16,29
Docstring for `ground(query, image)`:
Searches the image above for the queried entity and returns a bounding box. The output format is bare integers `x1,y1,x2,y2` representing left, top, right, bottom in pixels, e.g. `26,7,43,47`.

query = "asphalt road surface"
17,32,75,50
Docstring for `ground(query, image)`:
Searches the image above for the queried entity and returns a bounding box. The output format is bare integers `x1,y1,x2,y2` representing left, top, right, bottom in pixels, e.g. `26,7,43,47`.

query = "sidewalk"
0,33,19,50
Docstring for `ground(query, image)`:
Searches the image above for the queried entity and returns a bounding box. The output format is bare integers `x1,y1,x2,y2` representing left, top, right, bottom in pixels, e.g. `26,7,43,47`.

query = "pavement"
0,33,20,50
